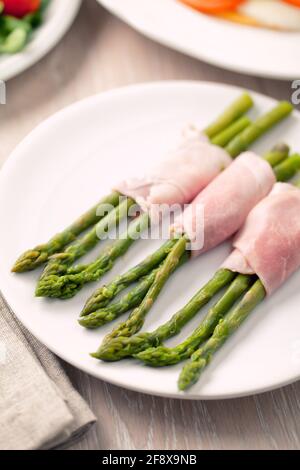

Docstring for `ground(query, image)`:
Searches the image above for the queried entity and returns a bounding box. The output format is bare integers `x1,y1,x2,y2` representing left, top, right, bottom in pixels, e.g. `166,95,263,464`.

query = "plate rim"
1,80,300,400
97,0,300,81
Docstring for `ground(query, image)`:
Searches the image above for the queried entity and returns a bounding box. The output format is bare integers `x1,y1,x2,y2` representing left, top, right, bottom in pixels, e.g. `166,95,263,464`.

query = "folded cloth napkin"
0,295,96,450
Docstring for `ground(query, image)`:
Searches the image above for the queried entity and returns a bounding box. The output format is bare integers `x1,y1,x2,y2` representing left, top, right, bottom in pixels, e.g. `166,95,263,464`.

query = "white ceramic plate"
0,81,300,400
0,0,81,81
98,0,300,80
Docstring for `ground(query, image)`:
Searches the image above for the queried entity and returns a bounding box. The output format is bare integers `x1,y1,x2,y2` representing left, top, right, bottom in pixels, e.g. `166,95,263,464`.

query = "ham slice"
114,128,232,213
173,152,276,256
223,183,300,295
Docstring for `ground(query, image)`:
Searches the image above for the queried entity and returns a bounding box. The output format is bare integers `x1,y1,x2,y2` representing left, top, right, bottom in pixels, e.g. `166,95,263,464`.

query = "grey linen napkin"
0,295,96,450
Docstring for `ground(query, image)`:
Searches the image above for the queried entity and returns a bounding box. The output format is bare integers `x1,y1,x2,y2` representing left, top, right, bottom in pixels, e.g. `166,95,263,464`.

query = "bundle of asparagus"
12,94,253,278
13,98,292,301
89,150,300,362
11,94,264,294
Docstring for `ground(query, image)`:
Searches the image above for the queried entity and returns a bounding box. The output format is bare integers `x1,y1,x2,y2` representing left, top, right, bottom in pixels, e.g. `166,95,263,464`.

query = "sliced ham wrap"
114,128,232,213
223,183,300,295
173,151,276,256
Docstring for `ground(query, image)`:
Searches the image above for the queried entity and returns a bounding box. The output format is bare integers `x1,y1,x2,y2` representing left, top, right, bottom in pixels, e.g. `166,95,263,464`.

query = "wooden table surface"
1,0,299,450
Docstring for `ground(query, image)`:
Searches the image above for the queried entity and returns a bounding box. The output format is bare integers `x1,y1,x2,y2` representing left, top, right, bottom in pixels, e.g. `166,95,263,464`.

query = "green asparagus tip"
90,346,112,361
278,100,294,114
78,316,107,329
272,142,290,154
91,332,155,361
178,358,207,391
90,349,120,361
12,250,48,273
263,142,290,167
90,352,100,359
134,348,157,364
233,92,254,109
243,92,253,103
229,92,254,113
35,287,44,298
274,153,300,182
134,346,179,367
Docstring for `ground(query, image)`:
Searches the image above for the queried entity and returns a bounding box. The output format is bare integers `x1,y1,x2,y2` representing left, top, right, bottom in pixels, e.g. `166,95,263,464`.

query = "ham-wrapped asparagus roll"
114,129,231,212
223,182,300,295
172,151,275,255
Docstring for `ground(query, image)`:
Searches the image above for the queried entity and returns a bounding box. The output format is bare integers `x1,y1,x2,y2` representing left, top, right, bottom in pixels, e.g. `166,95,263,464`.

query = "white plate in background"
0,0,81,81
98,0,300,80
0,81,299,400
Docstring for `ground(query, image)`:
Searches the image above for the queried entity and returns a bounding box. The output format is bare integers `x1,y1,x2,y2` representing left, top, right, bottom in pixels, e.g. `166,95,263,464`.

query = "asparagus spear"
203,93,253,139
40,197,135,274
225,101,293,158
91,269,236,361
79,253,189,328
273,153,300,181
211,116,251,148
80,268,160,329
263,142,290,167
36,211,150,299
136,274,254,366
81,239,178,316
12,191,121,272
178,280,266,391
98,236,189,345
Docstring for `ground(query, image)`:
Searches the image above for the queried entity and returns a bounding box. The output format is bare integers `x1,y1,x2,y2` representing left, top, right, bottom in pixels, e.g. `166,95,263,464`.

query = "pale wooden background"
1,0,299,450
